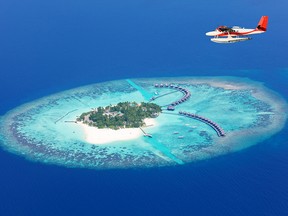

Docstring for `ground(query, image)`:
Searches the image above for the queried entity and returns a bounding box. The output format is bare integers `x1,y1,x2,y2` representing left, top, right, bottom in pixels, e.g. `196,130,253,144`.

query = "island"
0,77,287,169
77,102,162,130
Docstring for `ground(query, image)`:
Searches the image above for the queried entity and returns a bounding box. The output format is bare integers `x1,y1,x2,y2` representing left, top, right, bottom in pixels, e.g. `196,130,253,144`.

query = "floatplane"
205,16,268,43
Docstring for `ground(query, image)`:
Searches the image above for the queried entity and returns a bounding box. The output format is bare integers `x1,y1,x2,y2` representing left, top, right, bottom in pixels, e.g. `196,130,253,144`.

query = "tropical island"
77,101,162,130
1,77,287,169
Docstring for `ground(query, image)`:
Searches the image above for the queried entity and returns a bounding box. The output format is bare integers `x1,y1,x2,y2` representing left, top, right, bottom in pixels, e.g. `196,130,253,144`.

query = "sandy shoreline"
80,118,156,144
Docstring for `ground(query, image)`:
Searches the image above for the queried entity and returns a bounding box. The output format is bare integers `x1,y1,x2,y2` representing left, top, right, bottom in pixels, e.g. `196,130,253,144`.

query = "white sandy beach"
80,118,156,144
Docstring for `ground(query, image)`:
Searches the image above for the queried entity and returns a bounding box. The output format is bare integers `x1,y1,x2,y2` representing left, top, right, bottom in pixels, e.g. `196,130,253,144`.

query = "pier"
152,83,226,137
54,109,78,124
153,83,191,110
149,90,179,101
179,111,225,137
140,127,152,138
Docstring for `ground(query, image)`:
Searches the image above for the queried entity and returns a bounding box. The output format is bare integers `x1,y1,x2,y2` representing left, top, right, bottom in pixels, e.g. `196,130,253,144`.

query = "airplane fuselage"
205,16,268,43
206,27,265,37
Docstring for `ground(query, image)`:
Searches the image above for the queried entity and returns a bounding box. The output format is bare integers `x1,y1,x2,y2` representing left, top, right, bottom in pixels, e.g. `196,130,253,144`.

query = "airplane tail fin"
256,16,268,31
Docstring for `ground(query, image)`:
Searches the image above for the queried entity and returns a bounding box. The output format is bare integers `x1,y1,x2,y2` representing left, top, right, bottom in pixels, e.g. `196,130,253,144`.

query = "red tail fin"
257,16,268,31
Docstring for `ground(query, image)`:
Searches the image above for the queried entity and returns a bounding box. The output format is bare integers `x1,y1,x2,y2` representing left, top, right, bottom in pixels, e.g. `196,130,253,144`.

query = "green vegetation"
77,102,162,130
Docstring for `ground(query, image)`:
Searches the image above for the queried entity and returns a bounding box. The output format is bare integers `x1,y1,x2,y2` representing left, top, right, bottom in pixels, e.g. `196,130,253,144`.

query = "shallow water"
0,76,287,169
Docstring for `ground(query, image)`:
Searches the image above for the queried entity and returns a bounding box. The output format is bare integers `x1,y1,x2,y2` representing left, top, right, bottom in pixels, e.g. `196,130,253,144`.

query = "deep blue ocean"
1,0,287,215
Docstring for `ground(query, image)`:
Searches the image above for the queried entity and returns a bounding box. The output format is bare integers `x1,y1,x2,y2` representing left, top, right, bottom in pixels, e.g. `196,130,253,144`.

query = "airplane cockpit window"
218,26,234,32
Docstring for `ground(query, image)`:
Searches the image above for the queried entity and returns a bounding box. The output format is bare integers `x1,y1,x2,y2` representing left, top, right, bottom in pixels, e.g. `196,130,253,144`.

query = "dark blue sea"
1,0,287,215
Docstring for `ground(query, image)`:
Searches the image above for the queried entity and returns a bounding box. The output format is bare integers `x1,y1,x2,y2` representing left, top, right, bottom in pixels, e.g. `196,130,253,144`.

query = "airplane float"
205,16,268,43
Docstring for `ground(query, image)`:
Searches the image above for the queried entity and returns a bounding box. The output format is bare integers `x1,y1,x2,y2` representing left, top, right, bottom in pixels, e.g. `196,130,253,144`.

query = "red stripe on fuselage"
217,29,263,37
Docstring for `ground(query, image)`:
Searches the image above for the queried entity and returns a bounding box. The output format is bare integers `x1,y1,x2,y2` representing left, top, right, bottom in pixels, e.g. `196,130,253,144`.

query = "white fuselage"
205,27,264,37
206,16,268,43
206,27,265,43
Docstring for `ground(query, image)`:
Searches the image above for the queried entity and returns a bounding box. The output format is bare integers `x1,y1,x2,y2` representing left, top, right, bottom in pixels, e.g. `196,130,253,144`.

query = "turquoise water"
126,79,154,101
0,77,287,169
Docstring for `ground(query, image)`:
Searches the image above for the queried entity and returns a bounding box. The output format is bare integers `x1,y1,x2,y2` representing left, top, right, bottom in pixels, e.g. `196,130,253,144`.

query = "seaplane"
205,16,268,43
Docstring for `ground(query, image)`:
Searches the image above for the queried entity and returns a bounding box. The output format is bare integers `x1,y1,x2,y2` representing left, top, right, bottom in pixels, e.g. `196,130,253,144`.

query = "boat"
144,134,153,138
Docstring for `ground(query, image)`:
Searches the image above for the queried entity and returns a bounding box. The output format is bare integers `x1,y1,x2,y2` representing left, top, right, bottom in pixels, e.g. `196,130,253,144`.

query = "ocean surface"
0,0,288,215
